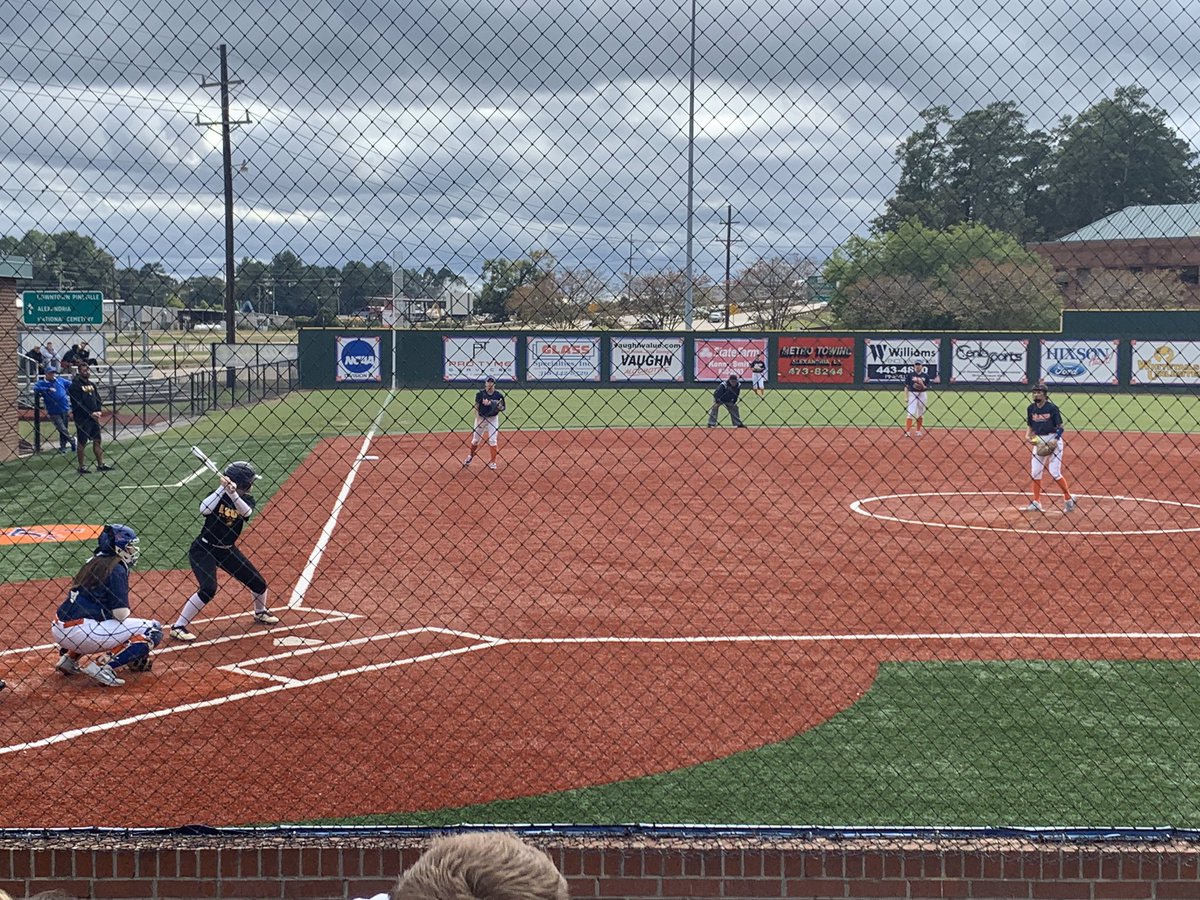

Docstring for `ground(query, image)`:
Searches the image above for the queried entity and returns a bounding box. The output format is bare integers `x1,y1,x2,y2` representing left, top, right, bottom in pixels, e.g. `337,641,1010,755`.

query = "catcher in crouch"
1024,383,1076,513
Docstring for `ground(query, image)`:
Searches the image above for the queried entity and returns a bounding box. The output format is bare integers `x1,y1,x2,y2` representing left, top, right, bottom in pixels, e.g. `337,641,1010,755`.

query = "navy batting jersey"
1027,400,1063,437
904,370,930,393
56,563,130,622
200,493,255,546
475,389,504,418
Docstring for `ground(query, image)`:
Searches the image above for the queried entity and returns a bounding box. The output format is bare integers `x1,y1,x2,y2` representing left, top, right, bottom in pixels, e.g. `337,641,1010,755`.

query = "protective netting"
4,0,1200,833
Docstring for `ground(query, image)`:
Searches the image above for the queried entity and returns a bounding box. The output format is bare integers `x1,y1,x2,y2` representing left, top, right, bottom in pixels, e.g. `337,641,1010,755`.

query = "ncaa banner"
335,335,381,383
444,336,517,382
610,337,684,381
950,339,1028,383
1131,340,1200,384
864,338,940,383
527,336,601,381
1040,340,1118,385
777,336,854,384
694,337,768,381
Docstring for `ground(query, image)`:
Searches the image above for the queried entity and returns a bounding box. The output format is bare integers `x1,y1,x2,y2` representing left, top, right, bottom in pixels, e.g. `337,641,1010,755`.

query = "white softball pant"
53,616,162,656
472,414,500,447
1030,436,1064,480
906,392,927,418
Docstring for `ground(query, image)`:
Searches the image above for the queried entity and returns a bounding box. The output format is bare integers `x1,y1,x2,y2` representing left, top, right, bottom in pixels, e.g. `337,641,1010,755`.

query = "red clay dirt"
1,426,1198,826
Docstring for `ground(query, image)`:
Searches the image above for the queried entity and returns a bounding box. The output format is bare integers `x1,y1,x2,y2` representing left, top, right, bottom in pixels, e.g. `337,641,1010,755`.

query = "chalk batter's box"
777,337,855,384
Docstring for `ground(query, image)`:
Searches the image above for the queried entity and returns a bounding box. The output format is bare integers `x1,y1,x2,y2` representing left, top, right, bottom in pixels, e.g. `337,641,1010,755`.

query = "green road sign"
22,290,104,326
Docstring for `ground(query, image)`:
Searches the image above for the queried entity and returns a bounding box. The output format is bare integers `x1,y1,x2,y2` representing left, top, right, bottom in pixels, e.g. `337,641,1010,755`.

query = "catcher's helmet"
224,461,258,491
97,524,140,568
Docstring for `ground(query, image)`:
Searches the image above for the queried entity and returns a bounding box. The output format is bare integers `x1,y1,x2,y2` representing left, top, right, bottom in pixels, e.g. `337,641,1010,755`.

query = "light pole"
683,0,697,330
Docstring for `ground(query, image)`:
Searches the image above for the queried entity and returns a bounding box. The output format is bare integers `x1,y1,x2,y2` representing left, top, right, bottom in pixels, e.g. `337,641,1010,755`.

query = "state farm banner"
1131,340,1200,385
777,337,854,384
527,336,601,381
335,335,381,383
1040,340,1118,385
610,337,685,381
443,336,517,381
864,338,940,383
950,339,1028,383
694,337,768,381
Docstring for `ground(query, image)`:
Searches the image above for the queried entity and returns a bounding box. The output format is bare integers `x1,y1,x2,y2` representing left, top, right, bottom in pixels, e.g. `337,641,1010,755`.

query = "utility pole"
724,205,732,329
196,44,251,346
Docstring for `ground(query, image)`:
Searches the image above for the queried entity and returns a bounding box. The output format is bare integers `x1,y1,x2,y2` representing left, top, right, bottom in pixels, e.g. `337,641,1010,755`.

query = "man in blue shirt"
707,374,746,427
32,366,76,453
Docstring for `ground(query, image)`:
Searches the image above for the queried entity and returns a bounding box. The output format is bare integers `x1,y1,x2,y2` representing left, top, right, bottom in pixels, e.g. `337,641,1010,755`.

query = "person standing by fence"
68,363,111,475
33,366,76,454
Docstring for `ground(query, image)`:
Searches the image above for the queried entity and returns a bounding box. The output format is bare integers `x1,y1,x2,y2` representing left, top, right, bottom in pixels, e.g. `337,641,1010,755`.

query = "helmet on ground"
224,461,258,491
97,524,140,567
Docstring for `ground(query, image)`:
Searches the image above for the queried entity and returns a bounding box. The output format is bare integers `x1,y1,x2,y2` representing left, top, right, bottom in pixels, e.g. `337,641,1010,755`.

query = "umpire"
707,374,746,428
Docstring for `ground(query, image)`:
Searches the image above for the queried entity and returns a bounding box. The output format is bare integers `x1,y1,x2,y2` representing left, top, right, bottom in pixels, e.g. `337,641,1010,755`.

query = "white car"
708,309,724,323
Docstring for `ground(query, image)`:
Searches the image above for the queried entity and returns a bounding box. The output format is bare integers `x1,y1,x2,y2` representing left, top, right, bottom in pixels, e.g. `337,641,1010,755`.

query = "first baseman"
464,376,506,470
1024,384,1075,513
171,460,278,642
903,360,929,436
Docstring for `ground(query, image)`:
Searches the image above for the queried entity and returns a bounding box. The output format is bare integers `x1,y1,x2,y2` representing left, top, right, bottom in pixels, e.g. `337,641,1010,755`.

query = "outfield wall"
6,838,1200,899
298,327,1200,393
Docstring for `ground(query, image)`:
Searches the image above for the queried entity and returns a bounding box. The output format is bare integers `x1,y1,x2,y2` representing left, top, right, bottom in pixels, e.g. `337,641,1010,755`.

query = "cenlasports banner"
1040,340,1118,385
610,337,684,381
527,336,601,381
864,338,940,383
694,338,768,381
335,335,381,382
777,337,854,384
950,339,1028,383
1131,340,1200,384
444,336,517,381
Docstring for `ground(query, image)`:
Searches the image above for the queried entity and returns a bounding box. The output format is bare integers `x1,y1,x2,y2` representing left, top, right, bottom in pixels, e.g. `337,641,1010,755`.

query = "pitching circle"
849,491,1200,536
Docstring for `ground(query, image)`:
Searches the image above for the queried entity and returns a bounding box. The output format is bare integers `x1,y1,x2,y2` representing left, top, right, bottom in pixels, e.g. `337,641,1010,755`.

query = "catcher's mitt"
1034,437,1058,457
126,655,153,673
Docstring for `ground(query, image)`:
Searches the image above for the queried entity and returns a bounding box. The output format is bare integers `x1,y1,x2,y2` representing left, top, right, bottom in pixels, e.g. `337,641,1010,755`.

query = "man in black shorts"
170,460,279,642
68,363,112,475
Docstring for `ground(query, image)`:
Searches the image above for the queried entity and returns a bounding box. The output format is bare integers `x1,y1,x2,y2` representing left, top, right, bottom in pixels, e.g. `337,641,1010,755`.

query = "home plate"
274,636,325,647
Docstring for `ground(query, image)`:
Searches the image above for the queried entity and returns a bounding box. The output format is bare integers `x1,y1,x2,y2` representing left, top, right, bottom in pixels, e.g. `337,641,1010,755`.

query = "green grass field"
7,385,1200,827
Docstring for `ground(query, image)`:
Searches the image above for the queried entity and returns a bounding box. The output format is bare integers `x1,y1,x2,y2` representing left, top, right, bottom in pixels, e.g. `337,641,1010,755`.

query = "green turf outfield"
7,385,1200,827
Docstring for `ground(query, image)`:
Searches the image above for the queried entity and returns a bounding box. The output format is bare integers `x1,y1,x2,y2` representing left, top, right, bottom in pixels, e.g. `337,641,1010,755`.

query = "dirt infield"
2,426,1198,826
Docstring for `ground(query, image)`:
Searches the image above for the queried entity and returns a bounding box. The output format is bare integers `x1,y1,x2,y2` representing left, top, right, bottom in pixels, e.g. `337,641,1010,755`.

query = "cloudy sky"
2,0,1199,287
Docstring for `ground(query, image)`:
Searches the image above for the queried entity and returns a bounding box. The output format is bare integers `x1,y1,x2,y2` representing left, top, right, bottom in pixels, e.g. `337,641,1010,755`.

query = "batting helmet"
224,461,258,491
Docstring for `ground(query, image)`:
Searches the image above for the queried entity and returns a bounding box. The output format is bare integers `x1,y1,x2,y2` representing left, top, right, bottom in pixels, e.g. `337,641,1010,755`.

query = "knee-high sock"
175,593,206,628
489,443,499,462
1031,478,1043,501
1055,476,1071,499
253,590,269,614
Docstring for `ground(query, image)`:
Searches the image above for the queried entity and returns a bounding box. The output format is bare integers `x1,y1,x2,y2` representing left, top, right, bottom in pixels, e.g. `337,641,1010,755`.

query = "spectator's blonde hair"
391,832,568,900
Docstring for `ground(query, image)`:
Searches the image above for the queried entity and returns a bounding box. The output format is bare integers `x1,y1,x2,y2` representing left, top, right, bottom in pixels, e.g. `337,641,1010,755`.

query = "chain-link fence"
4,0,1200,835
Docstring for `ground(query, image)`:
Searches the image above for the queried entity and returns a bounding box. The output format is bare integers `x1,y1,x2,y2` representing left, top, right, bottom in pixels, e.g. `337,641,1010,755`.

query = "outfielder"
1024,384,1076,513
903,360,930,436
750,355,767,397
171,460,278,642
463,376,505,470
52,524,163,687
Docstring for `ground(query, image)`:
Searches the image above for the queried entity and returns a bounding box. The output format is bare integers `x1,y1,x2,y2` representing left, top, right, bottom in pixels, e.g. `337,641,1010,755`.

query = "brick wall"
0,277,18,462
3,840,1200,899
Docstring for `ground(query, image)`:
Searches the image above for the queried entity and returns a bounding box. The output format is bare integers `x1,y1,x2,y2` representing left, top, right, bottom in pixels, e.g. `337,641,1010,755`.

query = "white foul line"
287,390,395,609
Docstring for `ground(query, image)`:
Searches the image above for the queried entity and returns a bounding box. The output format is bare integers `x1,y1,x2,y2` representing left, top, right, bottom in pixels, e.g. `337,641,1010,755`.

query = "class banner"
864,338,940,383
443,336,518,381
526,336,601,381
1131,340,1200,385
950,339,1028,383
1040,340,1119,385
776,337,854,383
694,338,768,381
335,335,382,382
610,337,684,381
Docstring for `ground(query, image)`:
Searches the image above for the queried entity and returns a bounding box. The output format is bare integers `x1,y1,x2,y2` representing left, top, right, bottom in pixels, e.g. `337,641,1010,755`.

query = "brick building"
1,255,32,462
1027,203,1200,306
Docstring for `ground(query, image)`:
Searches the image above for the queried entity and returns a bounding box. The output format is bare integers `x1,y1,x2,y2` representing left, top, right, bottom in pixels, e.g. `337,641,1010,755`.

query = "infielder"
464,376,506,470
52,524,163,687
1024,384,1076,513
750,355,767,397
171,460,277,642
903,360,930,436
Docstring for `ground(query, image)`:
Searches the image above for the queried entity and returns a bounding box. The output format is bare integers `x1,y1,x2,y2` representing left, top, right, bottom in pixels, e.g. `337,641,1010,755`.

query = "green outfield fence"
7,0,1200,893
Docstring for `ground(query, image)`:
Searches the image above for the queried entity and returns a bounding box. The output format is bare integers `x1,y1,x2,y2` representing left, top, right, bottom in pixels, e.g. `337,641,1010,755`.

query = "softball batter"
1024,384,1076,513
463,376,505,470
